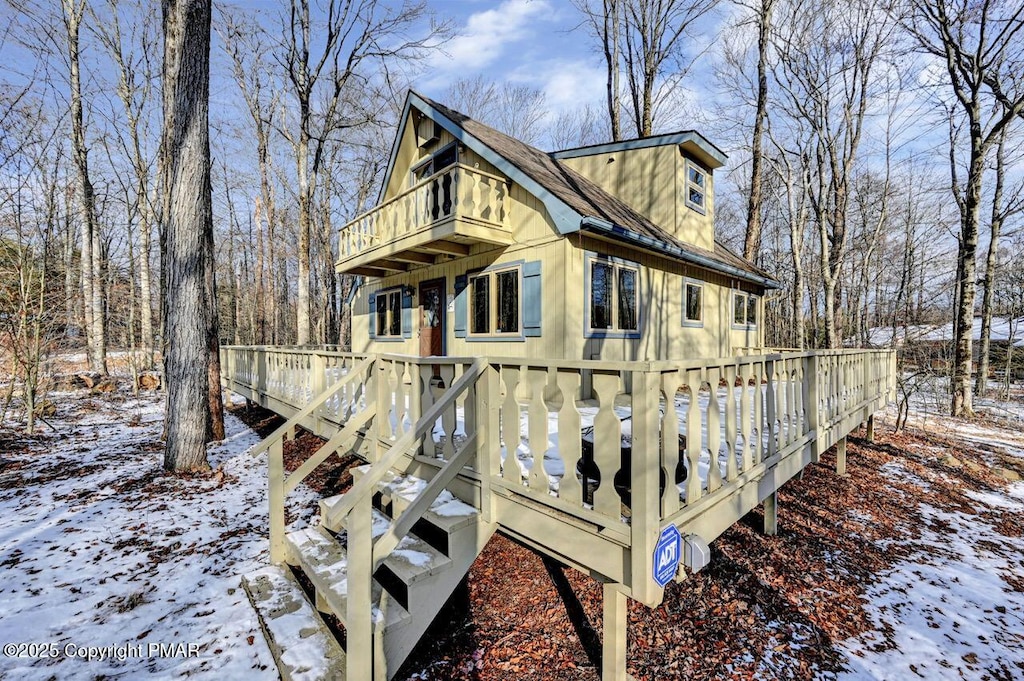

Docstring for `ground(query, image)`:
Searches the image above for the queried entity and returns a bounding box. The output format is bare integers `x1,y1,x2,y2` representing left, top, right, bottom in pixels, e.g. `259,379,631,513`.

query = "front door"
419,278,445,357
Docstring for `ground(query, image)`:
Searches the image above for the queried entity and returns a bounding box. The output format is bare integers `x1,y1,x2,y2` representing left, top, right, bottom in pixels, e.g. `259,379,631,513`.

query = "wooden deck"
222,346,895,679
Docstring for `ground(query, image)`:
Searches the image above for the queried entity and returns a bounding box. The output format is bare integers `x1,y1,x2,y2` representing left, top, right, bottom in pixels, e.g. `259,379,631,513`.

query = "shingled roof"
412,93,777,288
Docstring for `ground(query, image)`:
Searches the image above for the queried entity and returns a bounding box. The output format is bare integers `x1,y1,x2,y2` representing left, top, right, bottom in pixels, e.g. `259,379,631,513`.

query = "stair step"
285,526,411,630
322,465,478,536
241,566,346,681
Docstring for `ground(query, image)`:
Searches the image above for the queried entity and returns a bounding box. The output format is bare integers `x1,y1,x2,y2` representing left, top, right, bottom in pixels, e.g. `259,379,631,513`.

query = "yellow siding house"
338,91,777,362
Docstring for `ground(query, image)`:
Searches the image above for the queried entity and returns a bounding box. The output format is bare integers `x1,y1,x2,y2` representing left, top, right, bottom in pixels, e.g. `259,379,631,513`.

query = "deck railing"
222,346,896,606
337,163,509,261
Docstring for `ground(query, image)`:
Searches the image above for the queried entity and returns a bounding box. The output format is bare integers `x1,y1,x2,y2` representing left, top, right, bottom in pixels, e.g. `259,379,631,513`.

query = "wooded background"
1,0,1022,428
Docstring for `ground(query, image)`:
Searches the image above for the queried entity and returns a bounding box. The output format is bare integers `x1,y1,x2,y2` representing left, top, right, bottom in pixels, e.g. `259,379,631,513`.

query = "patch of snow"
0,391,318,680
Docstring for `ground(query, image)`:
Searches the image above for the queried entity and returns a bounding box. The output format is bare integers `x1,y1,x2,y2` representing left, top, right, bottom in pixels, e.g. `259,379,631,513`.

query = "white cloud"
432,0,555,73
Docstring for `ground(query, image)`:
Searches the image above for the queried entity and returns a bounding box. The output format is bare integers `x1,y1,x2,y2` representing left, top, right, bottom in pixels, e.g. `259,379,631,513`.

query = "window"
683,280,703,326
375,289,403,337
732,291,759,329
411,142,458,184
685,161,707,213
468,265,521,336
587,254,640,336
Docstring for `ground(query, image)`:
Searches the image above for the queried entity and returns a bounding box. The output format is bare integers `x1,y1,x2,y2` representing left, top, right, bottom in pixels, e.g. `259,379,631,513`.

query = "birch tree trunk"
63,0,107,374
974,132,1010,397
161,0,213,471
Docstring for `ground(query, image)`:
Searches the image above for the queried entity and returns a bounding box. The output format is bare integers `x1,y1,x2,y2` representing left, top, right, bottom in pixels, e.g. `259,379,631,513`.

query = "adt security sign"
653,524,682,587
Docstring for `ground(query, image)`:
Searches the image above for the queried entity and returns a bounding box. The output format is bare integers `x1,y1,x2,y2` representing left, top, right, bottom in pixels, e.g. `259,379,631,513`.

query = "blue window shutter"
368,294,376,339
402,288,414,339
454,274,467,338
523,261,542,337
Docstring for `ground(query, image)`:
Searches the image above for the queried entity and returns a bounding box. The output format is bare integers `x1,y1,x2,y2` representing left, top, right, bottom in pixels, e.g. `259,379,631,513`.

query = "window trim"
682,278,704,328
466,262,524,342
374,286,406,341
731,290,759,331
684,159,707,215
584,252,642,339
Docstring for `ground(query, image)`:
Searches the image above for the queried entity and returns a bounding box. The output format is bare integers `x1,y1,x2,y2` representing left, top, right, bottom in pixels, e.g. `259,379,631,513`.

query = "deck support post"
865,414,875,443
268,440,286,563
762,491,778,536
836,436,847,476
602,583,633,681
347,496,374,681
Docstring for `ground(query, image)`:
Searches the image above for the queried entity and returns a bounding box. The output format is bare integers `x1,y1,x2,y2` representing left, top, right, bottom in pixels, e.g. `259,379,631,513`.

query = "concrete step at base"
241,566,346,681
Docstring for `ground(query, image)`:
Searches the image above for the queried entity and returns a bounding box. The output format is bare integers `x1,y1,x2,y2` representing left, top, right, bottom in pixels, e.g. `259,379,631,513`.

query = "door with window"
419,279,445,356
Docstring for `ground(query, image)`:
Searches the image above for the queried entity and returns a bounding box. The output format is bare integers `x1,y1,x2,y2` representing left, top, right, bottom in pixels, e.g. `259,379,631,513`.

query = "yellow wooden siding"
560,145,715,251
352,239,566,359
382,125,458,202
564,237,763,362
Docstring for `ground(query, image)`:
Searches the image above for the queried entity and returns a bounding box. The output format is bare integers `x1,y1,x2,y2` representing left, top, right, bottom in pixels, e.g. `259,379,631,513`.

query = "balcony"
336,163,512,276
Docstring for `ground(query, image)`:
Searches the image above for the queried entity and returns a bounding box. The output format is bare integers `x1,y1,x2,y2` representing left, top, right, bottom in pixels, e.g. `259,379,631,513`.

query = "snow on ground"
0,389,317,680
837,398,1024,680
2,374,1024,680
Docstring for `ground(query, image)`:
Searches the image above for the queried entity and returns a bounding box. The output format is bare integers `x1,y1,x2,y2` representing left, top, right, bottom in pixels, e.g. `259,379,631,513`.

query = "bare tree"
161,0,214,471
90,0,158,369
547,103,608,150
904,0,1024,416
773,0,893,347
621,0,719,137
220,12,283,344
975,127,1024,396
574,0,624,140
278,0,449,345
443,75,549,145
741,0,774,262
62,0,107,373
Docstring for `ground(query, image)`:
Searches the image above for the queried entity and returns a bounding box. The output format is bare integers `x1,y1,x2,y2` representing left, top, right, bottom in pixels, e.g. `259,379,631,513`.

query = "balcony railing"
337,163,511,271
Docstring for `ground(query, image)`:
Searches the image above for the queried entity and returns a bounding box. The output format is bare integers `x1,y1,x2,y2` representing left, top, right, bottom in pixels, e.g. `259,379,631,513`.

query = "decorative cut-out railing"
338,163,509,261
222,346,896,606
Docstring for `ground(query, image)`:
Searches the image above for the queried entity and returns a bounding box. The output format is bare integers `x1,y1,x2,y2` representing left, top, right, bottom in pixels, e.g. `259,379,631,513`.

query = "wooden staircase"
244,466,494,680
241,359,496,680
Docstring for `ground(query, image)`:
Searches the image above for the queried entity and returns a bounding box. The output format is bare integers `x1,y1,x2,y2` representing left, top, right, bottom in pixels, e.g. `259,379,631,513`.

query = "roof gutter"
579,217,781,290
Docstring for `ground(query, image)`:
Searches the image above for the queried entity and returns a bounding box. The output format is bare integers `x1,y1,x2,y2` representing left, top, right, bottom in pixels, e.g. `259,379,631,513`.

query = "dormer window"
685,161,707,213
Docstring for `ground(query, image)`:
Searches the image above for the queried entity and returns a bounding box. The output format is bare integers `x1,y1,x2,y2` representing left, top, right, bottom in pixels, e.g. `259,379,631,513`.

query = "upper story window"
375,289,403,337
732,291,758,329
411,142,458,185
685,160,707,213
587,253,639,337
683,279,704,327
469,265,521,336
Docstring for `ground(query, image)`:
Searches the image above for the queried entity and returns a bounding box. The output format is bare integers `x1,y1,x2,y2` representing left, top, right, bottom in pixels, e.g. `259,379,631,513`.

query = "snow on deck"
420,382,797,498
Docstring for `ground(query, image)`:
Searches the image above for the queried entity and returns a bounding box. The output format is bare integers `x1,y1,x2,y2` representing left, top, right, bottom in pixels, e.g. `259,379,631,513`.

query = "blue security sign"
653,524,682,587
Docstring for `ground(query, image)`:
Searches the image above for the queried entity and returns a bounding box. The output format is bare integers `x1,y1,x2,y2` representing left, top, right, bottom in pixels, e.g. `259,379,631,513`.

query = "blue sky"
415,0,608,113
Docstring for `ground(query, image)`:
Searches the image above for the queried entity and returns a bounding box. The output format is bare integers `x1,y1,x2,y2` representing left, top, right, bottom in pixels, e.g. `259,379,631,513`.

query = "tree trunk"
205,216,225,442
951,142,984,417
64,0,107,374
743,0,773,263
161,0,213,472
974,134,1006,397
296,134,312,345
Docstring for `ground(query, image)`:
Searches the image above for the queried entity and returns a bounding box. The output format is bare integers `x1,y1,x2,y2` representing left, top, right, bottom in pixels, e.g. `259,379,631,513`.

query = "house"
339,92,778,362
224,90,896,681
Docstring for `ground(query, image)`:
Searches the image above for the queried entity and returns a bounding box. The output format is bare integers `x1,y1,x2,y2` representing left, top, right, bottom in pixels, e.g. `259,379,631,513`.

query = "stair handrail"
324,358,486,528
250,355,376,458
337,358,486,681
258,355,376,565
